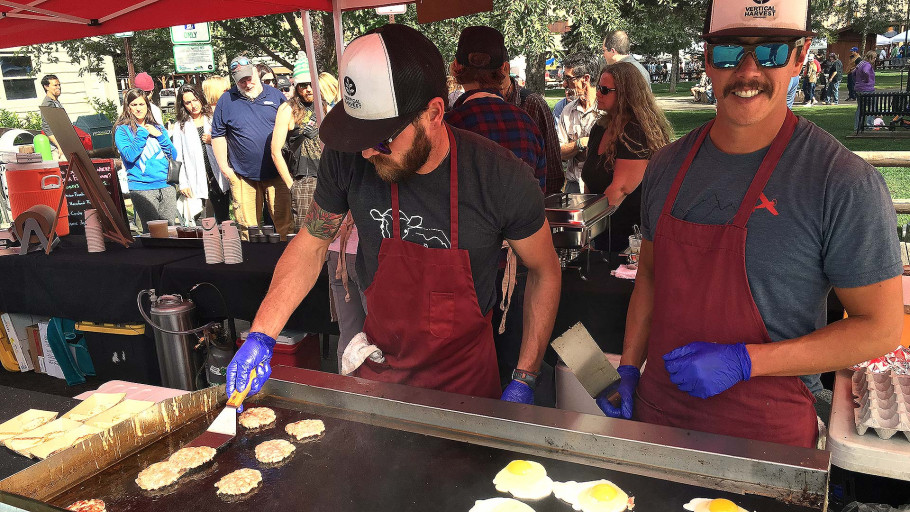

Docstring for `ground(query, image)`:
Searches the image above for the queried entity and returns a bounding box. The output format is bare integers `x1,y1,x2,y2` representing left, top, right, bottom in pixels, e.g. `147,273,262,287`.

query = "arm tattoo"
305,201,344,240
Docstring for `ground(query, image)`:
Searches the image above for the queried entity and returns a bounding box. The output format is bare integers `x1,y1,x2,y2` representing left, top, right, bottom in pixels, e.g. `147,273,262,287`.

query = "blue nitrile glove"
596,365,640,419
226,331,276,411
500,380,535,404
663,342,752,399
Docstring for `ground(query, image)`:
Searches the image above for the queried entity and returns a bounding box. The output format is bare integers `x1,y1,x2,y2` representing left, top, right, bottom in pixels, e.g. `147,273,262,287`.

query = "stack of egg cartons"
852,369,910,441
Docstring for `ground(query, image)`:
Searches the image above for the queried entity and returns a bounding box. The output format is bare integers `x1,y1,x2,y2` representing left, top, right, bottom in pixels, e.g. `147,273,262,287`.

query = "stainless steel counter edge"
266,366,831,508
0,386,225,502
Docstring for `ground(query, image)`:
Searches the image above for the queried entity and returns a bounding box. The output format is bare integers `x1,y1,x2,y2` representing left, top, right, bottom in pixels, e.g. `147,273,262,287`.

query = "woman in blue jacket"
115,88,178,232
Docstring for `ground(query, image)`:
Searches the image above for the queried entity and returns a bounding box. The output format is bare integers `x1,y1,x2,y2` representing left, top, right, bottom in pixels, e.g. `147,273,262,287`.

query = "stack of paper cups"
201,217,223,264
84,209,105,253
221,220,243,264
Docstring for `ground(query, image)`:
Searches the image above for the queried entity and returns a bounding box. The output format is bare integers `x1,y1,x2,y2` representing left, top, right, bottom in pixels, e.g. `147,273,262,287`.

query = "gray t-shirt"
39,95,62,137
314,127,545,315
619,55,651,85
641,117,901,345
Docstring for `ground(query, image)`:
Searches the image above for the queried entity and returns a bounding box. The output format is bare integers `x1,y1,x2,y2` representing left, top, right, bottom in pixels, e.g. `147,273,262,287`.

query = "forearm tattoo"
305,201,344,240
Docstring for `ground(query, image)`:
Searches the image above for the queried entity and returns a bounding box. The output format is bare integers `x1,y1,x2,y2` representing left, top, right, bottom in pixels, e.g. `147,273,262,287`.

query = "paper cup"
148,220,169,238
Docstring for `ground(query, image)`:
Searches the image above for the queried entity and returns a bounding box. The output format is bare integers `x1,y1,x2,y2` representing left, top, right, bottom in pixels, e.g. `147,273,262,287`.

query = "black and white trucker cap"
320,24,447,153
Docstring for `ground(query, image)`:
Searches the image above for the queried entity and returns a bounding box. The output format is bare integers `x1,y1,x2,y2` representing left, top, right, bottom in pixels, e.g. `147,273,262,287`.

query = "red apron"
356,125,502,399
634,111,818,448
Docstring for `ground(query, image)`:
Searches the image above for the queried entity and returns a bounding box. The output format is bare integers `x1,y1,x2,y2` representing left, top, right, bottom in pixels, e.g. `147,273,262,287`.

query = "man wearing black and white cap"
226,24,561,405
602,0,902,447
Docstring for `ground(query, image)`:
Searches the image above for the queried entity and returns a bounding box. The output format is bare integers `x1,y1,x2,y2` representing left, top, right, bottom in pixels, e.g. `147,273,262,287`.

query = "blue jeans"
802,80,816,103
786,76,800,109
827,80,840,104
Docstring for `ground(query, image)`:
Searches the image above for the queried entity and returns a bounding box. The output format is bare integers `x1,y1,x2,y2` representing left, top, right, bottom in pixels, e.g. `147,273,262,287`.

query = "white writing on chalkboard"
62,159,125,235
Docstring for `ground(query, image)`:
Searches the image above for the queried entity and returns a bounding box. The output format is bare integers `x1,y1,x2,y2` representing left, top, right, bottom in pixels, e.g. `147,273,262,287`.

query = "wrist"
737,343,753,381
248,331,277,349
511,368,540,390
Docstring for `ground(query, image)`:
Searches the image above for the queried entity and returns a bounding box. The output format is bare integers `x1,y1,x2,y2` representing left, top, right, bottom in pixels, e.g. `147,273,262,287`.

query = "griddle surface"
50,397,820,511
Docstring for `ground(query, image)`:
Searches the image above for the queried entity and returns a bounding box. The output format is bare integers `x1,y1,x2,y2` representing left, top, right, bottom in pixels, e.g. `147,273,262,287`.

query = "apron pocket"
428,291,455,339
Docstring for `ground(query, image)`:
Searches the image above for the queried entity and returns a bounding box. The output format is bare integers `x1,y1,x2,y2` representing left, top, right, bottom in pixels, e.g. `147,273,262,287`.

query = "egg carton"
852,370,910,442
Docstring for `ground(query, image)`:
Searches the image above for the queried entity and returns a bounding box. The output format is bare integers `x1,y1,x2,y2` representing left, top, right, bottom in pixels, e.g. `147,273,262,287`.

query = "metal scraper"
185,368,256,450
551,323,623,407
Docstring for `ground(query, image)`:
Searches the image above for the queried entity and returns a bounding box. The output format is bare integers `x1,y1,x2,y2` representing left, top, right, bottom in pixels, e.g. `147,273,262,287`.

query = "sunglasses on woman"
597,85,617,95
229,57,252,71
262,78,275,85
706,38,804,69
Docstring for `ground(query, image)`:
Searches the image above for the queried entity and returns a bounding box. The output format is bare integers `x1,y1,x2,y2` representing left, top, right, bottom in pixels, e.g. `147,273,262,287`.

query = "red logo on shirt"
754,193,779,216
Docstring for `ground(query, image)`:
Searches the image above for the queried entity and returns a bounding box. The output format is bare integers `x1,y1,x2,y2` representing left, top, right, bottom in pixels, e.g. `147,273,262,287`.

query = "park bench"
856,91,910,133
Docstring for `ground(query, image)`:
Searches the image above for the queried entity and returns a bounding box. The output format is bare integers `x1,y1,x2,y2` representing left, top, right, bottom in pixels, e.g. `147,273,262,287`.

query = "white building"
0,47,119,123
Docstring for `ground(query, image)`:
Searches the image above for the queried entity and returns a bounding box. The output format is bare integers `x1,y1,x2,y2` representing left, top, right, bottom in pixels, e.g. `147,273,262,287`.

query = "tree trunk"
316,11,338,76
524,52,547,95
670,52,680,93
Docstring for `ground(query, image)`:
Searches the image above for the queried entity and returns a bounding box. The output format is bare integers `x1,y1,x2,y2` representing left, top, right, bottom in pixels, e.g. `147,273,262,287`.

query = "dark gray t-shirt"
641,117,901,345
39,95,62,137
314,127,545,314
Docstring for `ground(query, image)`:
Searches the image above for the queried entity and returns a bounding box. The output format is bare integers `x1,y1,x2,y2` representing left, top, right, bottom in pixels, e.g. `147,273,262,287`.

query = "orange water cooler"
5,161,69,236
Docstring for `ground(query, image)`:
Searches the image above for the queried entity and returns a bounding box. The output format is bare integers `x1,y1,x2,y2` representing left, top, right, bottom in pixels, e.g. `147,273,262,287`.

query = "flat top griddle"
50,396,819,512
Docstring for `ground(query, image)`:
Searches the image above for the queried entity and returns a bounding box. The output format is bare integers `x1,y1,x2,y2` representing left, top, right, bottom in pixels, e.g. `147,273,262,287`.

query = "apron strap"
446,124,459,249
731,110,798,228
388,123,459,248
660,120,714,218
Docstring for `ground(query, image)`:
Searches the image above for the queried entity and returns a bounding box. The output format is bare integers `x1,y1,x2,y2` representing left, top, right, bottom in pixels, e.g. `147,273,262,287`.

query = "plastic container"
5,160,69,236
236,332,319,370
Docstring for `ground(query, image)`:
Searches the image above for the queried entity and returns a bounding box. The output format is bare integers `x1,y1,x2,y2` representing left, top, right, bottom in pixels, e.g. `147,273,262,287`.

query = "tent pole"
301,10,325,125
333,2,344,61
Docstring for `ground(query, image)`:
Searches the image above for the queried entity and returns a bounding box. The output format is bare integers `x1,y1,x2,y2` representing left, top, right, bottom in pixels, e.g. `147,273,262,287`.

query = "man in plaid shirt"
445,26,547,192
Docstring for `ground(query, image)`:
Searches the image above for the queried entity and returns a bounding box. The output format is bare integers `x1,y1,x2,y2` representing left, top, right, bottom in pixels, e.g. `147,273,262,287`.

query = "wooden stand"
47,153,132,254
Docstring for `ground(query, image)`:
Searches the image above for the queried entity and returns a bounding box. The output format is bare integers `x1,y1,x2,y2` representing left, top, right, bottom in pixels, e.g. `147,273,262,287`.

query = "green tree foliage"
0,109,42,130
826,0,906,52
89,98,120,123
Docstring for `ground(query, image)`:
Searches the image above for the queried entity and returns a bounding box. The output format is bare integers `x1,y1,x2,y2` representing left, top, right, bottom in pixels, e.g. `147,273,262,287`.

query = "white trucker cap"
702,0,815,39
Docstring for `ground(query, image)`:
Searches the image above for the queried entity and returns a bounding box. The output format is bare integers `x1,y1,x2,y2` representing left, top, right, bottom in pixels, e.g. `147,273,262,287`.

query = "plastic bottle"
32,134,53,161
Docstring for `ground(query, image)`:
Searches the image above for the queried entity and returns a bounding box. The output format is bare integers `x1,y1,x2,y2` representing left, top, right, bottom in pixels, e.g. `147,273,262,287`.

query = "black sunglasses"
296,82,311,88
563,74,584,83
597,85,617,95
373,123,409,155
706,38,804,70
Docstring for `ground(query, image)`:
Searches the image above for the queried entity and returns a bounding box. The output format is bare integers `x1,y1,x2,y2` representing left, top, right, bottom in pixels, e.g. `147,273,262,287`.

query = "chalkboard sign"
62,159,127,235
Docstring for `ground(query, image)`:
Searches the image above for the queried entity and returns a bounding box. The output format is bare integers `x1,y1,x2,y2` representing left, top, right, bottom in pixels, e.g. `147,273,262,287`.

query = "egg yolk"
708,499,739,512
506,460,534,475
590,483,618,502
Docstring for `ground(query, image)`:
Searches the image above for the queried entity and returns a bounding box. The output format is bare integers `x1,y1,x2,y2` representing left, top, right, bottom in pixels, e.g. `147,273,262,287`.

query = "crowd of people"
107,59,338,238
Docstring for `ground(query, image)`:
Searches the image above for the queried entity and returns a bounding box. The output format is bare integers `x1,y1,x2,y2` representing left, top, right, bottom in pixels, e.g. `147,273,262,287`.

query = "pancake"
215,468,262,495
285,419,325,440
66,499,106,512
168,446,217,470
254,439,295,464
135,460,186,490
238,407,276,429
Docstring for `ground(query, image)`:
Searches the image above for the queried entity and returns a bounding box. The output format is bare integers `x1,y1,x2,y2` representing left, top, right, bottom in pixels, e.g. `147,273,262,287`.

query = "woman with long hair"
171,84,232,224
271,65,321,229
581,61,672,250
115,88,178,232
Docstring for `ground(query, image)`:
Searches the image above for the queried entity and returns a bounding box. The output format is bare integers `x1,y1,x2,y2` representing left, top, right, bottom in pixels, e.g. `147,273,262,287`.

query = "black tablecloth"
0,385,79,479
0,236,198,324
552,253,634,353
158,242,336,335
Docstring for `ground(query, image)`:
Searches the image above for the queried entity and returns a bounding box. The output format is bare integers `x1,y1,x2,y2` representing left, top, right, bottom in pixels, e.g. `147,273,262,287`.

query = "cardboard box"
25,325,43,374
1,313,33,372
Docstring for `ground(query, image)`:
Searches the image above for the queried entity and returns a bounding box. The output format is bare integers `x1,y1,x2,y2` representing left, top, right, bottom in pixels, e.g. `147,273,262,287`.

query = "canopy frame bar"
2,11,83,23
98,0,161,24
0,0,90,23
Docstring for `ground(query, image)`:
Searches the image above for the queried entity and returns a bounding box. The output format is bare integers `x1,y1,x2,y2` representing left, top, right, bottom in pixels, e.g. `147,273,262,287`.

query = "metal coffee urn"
146,293,203,391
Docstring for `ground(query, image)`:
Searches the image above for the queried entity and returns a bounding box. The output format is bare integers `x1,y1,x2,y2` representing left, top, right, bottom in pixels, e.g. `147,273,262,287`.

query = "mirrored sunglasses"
229,57,252,71
707,39,803,69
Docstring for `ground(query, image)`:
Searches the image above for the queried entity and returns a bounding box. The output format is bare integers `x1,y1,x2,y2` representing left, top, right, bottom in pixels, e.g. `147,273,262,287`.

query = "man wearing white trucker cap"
226,24,561,405
601,0,903,447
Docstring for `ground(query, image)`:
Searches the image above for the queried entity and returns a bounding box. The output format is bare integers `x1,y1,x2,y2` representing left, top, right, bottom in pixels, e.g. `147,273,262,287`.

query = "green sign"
170,23,211,44
173,44,215,73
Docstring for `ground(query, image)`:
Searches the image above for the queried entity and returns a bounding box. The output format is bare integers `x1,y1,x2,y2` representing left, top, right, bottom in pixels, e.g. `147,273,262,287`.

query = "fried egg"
553,480,631,512
683,498,749,512
492,460,553,500
469,497,536,512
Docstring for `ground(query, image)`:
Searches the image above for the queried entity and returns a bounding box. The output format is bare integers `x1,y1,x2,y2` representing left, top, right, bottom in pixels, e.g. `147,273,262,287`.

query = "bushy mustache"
723,78,774,98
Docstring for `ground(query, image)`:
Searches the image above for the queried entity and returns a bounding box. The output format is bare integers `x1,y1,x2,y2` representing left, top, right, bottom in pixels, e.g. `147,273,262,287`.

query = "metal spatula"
551,323,623,407
185,368,256,450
